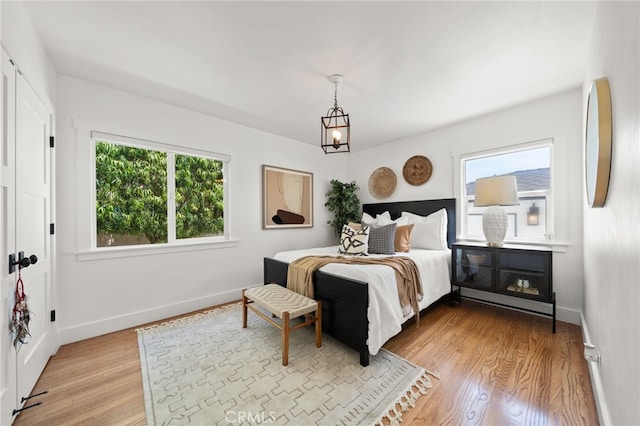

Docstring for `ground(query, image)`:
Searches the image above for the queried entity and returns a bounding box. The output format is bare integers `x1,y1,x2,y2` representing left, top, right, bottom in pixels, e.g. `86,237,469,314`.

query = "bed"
263,198,456,366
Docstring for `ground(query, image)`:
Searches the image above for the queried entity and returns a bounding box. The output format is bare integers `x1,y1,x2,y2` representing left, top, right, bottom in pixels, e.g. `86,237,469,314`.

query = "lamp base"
482,205,508,247
486,241,504,247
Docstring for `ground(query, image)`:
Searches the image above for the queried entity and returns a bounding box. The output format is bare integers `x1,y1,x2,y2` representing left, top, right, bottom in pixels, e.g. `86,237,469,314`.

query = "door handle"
9,252,38,273
19,253,38,268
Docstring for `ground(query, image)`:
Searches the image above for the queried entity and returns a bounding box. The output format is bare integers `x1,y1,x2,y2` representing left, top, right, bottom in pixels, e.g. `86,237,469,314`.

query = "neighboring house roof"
466,168,550,195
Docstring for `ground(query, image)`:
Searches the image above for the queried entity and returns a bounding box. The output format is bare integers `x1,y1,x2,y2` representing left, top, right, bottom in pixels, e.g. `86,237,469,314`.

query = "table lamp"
474,175,519,246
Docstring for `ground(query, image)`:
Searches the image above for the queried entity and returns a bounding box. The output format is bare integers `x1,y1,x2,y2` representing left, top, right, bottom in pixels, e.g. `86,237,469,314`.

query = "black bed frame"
263,198,456,366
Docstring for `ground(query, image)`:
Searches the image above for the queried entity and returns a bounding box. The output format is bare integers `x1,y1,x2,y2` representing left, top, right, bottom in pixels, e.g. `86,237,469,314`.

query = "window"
92,132,229,248
461,140,552,243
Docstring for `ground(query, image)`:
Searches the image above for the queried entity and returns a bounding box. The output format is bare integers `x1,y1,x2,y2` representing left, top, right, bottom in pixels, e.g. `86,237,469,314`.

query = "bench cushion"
244,284,318,319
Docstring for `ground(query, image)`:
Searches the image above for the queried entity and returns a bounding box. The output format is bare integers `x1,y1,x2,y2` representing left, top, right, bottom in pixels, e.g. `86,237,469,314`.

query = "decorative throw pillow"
368,223,397,255
339,224,369,256
406,208,448,250
394,224,414,253
347,221,362,230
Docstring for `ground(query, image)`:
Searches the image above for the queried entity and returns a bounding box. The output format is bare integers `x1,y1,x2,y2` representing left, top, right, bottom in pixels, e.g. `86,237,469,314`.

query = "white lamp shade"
474,175,519,207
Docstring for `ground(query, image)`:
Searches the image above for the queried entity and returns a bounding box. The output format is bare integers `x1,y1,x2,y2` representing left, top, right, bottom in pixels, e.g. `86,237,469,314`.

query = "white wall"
349,89,585,323
0,1,56,107
583,2,640,425
55,75,347,344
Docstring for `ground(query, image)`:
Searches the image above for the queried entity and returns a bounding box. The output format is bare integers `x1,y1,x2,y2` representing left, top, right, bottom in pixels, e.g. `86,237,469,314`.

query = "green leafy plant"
95,142,224,246
324,179,361,237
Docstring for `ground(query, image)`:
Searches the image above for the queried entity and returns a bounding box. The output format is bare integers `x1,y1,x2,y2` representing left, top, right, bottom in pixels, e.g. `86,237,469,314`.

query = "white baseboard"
57,288,242,346
581,312,611,426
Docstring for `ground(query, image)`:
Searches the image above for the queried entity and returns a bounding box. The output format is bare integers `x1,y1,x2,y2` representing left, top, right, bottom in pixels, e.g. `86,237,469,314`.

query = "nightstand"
451,242,556,332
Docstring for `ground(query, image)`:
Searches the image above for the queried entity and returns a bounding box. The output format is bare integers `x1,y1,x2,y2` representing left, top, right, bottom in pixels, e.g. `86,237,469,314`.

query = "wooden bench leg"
242,290,248,329
282,311,290,366
315,301,322,348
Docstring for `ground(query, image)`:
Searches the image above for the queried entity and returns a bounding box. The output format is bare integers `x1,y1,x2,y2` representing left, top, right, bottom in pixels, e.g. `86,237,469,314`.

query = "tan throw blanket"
287,255,423,325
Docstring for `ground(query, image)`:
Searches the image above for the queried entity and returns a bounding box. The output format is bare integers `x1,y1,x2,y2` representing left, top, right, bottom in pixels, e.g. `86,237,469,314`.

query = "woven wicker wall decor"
402,155,433,186
368,167,397,199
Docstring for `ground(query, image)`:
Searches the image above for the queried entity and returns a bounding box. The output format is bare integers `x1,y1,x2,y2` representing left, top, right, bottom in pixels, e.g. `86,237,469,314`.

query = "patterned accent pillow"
339,224,369,256
368,223,397,255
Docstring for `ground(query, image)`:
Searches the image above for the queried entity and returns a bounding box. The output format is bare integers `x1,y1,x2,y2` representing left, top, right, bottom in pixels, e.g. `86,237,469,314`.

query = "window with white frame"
92,131,229,248
461,140,553,243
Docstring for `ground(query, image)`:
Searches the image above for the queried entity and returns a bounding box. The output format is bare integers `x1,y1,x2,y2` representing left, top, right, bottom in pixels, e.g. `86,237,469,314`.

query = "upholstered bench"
242,283,321,366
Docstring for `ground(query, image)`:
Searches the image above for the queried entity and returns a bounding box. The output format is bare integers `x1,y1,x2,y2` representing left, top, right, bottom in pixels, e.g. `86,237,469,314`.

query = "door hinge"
50,310,56,322
49,136,55,148
50,223,55,235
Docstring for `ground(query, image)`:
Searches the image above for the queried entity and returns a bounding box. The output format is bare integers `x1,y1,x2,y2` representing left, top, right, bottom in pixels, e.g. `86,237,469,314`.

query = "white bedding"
273,246,451,355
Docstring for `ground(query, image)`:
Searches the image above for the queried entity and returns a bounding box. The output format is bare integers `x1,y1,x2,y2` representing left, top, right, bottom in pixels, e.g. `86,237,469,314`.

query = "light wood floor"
13,299,598,426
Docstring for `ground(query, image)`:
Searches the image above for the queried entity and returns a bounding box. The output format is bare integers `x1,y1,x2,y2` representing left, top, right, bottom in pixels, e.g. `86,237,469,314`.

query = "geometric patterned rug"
137,302,438,425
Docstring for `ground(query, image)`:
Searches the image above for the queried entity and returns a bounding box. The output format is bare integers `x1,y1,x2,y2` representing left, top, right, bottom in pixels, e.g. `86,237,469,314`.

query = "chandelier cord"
334,82,339,109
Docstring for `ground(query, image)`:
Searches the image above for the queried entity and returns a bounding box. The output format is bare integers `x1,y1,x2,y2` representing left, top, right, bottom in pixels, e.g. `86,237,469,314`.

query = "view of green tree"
96,142,168,245
175,154,224,239
95,141,224,247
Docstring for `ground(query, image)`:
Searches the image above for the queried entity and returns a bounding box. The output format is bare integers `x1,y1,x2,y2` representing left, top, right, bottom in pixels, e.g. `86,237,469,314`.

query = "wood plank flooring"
13,300,598,425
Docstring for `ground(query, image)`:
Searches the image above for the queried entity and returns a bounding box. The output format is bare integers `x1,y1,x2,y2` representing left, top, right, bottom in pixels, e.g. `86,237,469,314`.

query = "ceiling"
24,1,596,152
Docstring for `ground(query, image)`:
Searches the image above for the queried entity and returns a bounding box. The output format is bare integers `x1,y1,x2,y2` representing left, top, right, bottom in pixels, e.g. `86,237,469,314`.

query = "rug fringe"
375,369,439,426
134,301,241,332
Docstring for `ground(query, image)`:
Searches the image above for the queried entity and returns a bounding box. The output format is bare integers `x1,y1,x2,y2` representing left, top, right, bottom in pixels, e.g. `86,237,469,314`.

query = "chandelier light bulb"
332,129,342,148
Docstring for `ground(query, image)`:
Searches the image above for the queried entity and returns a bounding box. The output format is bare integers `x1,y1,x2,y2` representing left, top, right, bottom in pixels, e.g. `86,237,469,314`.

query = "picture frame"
262,165,313,229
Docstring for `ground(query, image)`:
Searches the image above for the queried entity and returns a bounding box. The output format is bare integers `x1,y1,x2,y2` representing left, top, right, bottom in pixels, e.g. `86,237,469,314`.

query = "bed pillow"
400,210,433,225
338,224,369,256
394,224,414,253
362,212,410,228
402,208,448,250
392,215,410,226
368,223,397,255
361,211,392,226
347,221,362,230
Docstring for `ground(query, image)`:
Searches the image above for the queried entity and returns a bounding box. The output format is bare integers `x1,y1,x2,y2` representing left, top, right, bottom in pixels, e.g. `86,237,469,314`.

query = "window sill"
76,238,239,261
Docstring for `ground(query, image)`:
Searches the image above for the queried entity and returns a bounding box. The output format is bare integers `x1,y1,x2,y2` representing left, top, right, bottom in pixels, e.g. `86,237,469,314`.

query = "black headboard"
362,198,457,248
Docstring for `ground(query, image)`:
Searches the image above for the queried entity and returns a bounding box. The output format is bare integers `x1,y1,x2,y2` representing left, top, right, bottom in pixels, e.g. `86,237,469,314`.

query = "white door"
1,49,18,426
14,66,53,407
0,50,54,424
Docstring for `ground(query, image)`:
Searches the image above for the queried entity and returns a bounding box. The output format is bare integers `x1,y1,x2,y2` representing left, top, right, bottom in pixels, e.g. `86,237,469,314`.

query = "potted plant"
325,179,361,237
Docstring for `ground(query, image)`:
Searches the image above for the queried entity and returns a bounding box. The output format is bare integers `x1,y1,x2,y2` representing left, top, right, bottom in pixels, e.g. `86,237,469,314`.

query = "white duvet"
273,246,451,355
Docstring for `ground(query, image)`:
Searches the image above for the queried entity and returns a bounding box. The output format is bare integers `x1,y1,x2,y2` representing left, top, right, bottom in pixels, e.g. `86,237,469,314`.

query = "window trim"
72,119,236,260
459,138,555,245
76,237,239,261
91,130,230,250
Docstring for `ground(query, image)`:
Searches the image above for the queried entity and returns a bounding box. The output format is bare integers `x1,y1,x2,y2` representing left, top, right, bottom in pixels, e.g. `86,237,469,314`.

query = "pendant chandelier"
321,74,350,154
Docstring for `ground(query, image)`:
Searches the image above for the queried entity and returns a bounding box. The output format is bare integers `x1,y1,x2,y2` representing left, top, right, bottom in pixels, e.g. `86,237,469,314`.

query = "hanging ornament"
10,269,32,349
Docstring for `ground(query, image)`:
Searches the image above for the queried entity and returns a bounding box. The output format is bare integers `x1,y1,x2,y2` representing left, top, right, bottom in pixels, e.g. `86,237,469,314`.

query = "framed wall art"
262,165,313,229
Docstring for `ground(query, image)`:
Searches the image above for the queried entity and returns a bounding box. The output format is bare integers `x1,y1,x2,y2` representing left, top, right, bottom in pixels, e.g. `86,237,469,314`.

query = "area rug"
137,302,438,425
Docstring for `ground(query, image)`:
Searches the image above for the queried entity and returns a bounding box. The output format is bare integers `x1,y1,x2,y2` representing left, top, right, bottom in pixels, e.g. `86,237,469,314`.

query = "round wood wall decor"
368,167,397,199
403,155,433,186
